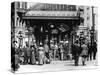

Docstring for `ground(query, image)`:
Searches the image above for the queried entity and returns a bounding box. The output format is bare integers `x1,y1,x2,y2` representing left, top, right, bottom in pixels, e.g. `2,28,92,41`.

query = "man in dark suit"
87,42,93,60
72,41,80,66
93,41,97,60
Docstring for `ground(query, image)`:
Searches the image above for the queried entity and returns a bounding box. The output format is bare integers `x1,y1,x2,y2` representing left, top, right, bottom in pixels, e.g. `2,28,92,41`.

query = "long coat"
38,47,44,64
81,44,88,56
71,44,80,58
27,47,31,57
93,42,97,53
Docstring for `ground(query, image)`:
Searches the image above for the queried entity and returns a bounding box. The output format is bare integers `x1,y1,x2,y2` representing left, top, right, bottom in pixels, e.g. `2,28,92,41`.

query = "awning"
22,16,80,19
23,11,80,19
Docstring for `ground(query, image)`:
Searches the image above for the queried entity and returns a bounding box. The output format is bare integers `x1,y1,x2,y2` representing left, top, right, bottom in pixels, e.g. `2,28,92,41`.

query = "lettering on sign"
26,11,78,17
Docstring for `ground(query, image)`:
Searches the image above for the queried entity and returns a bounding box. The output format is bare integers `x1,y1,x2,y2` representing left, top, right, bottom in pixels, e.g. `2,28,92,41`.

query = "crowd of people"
11,39,97,71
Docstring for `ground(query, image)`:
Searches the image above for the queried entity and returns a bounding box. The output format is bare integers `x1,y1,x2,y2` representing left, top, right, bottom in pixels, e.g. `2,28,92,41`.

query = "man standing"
93,41,97,60
72,41,80,66
87,42,92,60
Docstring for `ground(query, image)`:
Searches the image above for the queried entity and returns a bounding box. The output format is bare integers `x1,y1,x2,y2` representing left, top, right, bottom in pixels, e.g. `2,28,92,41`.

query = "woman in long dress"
38,44,45,65
59,44,64,60
54,43,58,60
81,42,88,66
30,45,36,65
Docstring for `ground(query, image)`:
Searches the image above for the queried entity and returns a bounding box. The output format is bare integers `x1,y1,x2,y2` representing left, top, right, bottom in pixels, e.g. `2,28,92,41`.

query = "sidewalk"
15,57,98,74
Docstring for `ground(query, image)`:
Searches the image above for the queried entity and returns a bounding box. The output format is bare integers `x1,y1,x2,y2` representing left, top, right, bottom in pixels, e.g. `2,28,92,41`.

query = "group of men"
71,41,97,66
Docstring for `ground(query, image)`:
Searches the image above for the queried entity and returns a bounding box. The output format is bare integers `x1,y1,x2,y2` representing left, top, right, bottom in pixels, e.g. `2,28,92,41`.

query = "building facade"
11,2,97,53
76,6,97,43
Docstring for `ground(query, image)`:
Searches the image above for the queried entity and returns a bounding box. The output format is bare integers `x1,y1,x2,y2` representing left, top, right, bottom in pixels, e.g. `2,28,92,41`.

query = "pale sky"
94,7,98,30
27,2,38,9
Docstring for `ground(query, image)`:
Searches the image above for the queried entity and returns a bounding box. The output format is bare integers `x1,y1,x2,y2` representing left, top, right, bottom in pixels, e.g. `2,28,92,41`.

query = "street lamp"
90,29,94,46
79,31,84,47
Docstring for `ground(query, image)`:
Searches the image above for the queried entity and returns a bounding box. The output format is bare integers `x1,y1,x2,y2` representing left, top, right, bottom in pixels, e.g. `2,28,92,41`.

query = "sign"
25,11,78,17
51,29,58,34
28,3,76,11
58,24,69,32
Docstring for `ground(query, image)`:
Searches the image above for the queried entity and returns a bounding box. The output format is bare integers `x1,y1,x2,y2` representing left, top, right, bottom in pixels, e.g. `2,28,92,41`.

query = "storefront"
21,10,81,53
13,3,83,53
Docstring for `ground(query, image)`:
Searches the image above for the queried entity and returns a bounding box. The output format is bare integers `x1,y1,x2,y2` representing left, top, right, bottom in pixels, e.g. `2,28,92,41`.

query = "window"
87,16,90,20
87,7,89,10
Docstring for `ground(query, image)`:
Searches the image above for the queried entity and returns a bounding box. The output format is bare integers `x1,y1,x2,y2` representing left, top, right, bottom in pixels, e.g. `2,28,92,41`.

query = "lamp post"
90,29,94,46
79,31,84,47
90,6,96,46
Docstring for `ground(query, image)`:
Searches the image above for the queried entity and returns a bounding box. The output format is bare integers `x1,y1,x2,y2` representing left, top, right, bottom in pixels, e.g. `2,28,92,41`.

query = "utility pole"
91,6,95,45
